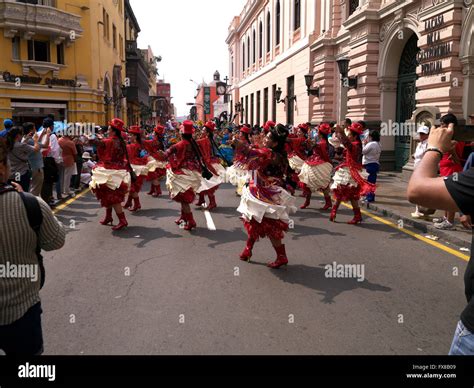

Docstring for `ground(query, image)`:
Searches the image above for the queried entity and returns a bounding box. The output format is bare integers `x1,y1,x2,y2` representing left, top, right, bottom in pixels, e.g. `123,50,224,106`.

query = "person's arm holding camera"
407,124,460,212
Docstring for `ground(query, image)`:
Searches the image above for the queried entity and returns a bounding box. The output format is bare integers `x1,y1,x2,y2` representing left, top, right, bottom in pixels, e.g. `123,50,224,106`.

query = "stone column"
461,56,474,122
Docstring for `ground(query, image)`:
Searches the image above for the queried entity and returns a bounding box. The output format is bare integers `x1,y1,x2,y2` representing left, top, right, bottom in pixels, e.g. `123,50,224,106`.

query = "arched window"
252,29,256,64
266,12,271,53
294,0,301,30
259,21,263,59
276,1,281,46
247,36,250,68
242,41,245,72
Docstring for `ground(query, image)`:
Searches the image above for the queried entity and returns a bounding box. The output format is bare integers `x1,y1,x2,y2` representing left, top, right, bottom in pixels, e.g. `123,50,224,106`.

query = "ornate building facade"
0,0,127,126
227,0,474,171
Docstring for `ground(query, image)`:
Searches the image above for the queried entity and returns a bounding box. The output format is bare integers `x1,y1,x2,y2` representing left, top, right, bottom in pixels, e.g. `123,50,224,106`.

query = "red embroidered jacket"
164,140,201,173
96,136,128,171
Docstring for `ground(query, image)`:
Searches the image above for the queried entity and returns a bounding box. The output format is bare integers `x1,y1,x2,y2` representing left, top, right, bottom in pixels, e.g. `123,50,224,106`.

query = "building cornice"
236,37,310,89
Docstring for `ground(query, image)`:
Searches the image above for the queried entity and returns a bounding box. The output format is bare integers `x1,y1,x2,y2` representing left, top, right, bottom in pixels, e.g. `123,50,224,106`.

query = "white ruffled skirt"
197,163,227,193
90,167,131,191
299,162,333,192
288,155,305,173
237,185,297,224
166,168,202,199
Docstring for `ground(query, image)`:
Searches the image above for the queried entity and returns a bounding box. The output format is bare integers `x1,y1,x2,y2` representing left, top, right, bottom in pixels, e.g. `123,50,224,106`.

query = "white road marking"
204,209,216,231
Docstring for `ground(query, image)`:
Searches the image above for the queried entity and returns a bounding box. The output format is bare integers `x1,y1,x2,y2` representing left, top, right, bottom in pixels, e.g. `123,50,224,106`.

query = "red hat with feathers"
181,120,195,135
318,123,331,135
204,121,216,132
349,122,364,135
240,125,251,134
128,125,141,135
109,118,126,132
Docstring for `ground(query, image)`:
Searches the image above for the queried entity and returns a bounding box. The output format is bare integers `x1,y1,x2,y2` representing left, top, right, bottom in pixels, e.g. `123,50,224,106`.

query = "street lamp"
304,74,320,97
275,86,297,104
337,58,358,89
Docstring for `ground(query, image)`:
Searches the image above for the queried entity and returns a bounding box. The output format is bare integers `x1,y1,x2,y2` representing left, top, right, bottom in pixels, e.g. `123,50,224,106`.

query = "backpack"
0,187,45,289
20,192,46,290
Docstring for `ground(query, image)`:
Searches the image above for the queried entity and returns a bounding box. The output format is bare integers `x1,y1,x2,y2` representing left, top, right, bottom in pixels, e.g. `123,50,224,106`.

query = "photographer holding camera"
0,140,66,356
408,114,474,355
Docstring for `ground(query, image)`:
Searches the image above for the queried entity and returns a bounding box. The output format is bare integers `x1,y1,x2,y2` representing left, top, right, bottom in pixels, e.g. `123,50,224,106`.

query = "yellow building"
0,0,127,127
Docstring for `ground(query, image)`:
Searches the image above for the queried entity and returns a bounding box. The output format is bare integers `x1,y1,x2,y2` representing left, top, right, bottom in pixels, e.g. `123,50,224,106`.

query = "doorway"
395,34,419,170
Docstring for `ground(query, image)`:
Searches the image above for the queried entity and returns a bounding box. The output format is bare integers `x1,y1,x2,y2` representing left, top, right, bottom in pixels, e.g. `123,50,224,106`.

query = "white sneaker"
411,211,424,219
433,216,446,224
434,219,454,230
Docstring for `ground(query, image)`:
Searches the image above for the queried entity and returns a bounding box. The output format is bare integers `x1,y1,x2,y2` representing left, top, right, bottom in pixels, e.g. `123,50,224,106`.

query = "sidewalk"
362,172,472,249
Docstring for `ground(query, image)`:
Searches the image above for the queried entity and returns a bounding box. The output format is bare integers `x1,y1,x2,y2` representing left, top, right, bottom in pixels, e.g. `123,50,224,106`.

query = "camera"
453,125,474,142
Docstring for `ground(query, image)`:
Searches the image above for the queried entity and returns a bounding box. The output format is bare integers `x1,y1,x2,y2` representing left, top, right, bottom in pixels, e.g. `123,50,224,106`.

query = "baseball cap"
417,126,430,135
3,119,13,129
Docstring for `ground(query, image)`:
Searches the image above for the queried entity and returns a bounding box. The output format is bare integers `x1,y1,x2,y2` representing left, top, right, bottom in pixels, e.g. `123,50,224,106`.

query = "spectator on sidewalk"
72,137,84,192
80,152,96,187
464,151,474,171
362,129,382,203
39,118,61,206
0,119,14,139
58,135,77,197
0,140,66,356
23,123,51,197
408,122,474,355
434,114,465,230
411,125,434,219
6,127,40,192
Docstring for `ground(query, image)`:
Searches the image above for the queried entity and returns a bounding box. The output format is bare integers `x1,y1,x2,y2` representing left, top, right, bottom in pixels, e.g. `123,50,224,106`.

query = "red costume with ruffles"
91,136,130,207
227,135,252,195
197,136,220,196
127,143,148,194
331,137,375,201
306,138,331,166
164,139,202,204
236,143,297,241
143,136,166,182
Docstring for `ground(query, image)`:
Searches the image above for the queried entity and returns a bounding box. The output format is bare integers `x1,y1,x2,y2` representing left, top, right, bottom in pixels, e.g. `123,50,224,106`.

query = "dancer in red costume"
123,126,149,212
299,123,334,210
235,124,297,269
329,123,375,224
89,118,131,231
144,124,167,198
161,121,205,231
196,121,227,210
263,120,276,134
226,125,252,196
287,123,310,200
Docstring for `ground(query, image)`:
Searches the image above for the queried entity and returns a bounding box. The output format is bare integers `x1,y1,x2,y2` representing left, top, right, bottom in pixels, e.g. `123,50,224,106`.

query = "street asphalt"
40,183,469,355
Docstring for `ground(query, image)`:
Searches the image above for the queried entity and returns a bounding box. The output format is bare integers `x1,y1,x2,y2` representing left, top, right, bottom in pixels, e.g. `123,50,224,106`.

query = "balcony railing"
16,0,57,7
0,0,83,41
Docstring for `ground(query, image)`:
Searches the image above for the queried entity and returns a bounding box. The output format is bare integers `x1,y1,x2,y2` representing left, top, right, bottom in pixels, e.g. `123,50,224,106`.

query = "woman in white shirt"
362,130,382,202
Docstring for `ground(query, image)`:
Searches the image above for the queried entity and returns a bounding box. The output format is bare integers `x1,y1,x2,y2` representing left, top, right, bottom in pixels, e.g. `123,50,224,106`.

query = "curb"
363,201,471,249
50,187,90,211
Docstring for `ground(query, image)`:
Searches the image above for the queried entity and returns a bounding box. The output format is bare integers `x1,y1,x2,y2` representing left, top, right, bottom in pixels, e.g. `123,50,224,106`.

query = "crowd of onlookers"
0,116,98,208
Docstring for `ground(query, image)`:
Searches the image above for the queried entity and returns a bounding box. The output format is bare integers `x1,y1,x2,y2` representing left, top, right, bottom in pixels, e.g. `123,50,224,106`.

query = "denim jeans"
464,152,474,171
364,163,379,202
449,320,474,355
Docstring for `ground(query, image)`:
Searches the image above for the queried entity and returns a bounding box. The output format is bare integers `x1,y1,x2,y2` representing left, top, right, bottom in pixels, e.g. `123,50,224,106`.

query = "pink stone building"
227,0,474,171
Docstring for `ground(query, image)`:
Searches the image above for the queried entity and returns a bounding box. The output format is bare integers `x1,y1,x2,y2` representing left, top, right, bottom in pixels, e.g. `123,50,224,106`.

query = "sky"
131,0,246,117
